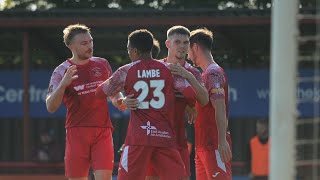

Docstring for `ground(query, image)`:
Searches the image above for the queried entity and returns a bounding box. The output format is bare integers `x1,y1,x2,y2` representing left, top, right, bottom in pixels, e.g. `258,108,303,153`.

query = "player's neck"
166,55,180,64
178,59,186,66
70,56,90,65
138,53,152,60
200,53,214,71
166,57,174,64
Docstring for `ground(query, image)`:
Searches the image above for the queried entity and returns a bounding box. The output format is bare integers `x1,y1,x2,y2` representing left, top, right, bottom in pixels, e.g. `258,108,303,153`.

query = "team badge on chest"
92,67,102,77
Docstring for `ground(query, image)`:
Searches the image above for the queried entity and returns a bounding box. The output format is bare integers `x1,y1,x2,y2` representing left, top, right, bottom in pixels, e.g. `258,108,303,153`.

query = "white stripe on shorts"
121,146,129,172
215,149,226,172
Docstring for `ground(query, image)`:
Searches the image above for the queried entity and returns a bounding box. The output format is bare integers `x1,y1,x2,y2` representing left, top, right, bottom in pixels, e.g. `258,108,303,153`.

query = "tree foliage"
1,0,316,10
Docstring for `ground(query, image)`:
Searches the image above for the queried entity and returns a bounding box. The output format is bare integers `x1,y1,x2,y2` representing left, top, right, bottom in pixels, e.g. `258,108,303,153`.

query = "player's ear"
134,48,138,54
165,39,170,49
67,43,73,50
194,43,200,52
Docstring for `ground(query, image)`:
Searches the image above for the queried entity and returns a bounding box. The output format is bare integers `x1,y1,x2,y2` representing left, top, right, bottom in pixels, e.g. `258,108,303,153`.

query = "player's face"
166,34,189,63
127,41,138,61
188,44,199,67
70,32,93,60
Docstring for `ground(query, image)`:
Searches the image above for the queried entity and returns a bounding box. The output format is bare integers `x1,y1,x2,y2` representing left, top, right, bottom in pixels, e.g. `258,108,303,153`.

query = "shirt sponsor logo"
140,121,171,138
140,121,157,135
74,85,85,91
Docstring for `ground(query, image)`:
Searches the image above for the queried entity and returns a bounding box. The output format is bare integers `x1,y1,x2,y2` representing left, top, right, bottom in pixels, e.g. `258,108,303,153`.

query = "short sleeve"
188,67,204,86
102,58,113,77
100,66,128,97
47,68,63,97
207,72,226,102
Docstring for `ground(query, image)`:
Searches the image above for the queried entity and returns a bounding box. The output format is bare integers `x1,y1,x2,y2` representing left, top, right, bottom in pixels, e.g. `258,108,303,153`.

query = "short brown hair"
190,28,213,50
128,29,154,54
152,38,161,58
167,25,190,38
63,24,91,46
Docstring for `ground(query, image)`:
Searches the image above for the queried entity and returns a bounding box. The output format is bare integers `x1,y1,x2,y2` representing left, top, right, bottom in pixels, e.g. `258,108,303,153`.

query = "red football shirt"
162,58,203,148
47,57,113,128
195,62,229,150
96,59,196,147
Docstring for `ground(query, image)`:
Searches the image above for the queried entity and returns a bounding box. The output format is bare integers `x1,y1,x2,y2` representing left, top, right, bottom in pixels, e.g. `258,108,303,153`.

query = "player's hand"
168,63,192,79
117,99,127,111
61,65,78,88
218,139,232,163
185,105,197,124
122,94,139,110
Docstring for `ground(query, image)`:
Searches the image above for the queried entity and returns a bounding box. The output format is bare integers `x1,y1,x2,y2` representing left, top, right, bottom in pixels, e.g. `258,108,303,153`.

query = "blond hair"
63,24,91,46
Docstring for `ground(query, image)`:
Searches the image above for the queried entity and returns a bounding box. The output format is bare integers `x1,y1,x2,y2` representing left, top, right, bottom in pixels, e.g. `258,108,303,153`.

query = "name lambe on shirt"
137,69,160,78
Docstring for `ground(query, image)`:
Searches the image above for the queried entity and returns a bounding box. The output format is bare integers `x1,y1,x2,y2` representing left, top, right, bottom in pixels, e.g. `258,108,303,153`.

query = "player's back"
195,63,229,150
124,59,177,147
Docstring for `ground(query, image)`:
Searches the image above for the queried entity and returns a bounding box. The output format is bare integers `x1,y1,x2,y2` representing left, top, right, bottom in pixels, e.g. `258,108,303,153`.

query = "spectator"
247,119,270,180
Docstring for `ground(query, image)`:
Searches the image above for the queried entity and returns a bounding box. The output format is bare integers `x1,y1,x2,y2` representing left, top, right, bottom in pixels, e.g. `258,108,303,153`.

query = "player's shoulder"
118,60,141,72
90,56,110,65
205,63,224,75
155,58,171,69
184,62,200,74
157,58,165,63
136,58,168,69
53,60,71,75
156,58,169,67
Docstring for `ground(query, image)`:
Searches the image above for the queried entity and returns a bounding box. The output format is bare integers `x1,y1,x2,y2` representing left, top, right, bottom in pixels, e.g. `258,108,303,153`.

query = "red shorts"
118,145,186,180
64,127,114,178
195,133,232,180
146,147,190,177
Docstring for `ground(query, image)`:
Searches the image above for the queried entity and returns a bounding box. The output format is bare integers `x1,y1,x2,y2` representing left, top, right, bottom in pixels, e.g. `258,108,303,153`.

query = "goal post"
270,0,298,180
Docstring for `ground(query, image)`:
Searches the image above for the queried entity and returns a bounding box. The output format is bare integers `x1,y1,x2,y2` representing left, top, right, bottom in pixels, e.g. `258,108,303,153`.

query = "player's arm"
46,65,78,113
169,63,209,106
95,68,127,99
173,74,197,106
208,73,232,163
100,59,126,111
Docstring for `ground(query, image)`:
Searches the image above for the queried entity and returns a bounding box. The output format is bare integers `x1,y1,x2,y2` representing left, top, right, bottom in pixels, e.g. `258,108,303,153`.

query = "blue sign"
226,69,319,118
0,69,318,118
0,70,129,118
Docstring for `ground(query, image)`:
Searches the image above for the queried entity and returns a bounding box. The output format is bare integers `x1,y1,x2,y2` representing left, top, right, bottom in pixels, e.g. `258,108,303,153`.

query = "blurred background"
0,0,318,180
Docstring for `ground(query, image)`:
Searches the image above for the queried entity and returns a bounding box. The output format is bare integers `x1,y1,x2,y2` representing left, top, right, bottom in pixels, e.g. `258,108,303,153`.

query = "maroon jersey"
162,58,203,148
96,59,196,147
195,63,229,150
47,57,113,128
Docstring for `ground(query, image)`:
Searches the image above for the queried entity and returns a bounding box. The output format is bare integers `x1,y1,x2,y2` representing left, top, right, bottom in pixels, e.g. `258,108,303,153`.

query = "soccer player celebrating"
95,29,196,180
165,26,208,107
146,25,209,180
46,24,123,180
187,28,232,180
